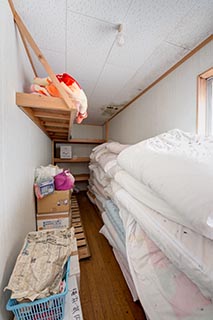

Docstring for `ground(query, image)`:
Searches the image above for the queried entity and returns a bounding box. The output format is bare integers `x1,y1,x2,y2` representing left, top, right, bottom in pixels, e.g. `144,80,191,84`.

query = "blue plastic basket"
6,257,70,320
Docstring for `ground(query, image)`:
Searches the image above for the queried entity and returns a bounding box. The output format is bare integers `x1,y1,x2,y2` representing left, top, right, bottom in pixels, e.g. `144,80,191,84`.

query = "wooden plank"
43,121,69,128
200,67,213,79
49,132,68,136
71,195,91,260
18,26,38,77
54,157,90,163
16,93,73,111
74,227,83,233
72,222,82,228
72,212,80,216
34,111,70,120
65,138,106,144
53,139,106,144
50,135,68,140
74,174,90,182
77,239,87,247
78,246,90,259
46,127,68,133
75,232,85,240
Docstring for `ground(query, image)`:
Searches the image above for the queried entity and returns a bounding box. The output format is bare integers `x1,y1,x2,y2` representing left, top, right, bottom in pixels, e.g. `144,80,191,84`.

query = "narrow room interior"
1,1,213,319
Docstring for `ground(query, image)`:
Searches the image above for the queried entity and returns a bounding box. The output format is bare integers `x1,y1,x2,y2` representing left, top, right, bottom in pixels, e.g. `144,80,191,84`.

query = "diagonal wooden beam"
8,0,77,136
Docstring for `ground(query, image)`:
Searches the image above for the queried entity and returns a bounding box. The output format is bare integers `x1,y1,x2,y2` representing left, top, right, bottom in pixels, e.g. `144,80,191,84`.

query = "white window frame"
197,67,213,135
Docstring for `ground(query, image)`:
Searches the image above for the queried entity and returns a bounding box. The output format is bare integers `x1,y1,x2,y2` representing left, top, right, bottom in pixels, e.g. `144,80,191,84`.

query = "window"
197,68,213,135
206,77,213,135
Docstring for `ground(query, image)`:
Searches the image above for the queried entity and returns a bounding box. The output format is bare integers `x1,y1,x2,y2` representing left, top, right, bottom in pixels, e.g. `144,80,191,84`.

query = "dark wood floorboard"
76,192,147,320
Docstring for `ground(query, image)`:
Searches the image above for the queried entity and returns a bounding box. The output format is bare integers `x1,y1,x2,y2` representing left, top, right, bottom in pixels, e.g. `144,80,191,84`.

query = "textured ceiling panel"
89,63,136,106
67,0,132,24
32,49,66,78
87,63,136,122
66,11,116,97
167,0,213,49
107,0,196,69
13,0,66,53
112,42,189,105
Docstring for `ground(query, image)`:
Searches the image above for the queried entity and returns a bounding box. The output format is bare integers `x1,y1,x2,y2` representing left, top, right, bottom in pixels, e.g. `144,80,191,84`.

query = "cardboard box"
60,145,72,159
36,211,71,230
37,190,71,214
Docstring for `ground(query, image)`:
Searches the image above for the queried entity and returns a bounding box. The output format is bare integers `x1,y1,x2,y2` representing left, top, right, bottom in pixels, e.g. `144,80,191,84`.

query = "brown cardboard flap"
37,190,71,214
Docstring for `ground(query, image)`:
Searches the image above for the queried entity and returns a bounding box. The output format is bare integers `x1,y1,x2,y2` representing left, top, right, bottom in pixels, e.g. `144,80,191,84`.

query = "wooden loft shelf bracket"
8,0,77,140
16,92,77,140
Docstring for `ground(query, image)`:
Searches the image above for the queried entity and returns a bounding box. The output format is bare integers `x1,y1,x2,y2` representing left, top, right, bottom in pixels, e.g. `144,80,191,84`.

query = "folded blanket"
98,152,117,173
103,200,125,244
118,129,213,239
119,208,213,320
106,141,129,154
113,185,213,300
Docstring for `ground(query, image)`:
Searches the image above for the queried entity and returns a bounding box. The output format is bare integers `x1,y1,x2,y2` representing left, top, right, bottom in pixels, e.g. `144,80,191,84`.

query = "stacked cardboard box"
36,190,71,230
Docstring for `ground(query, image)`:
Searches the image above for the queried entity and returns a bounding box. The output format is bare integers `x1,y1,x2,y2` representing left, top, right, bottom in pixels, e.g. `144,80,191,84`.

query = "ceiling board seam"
88,38,117,100
122,0,134,22
164,0,197,45
87,0,135,102
66,9,117,27
164,40,190,51
39,47,65,55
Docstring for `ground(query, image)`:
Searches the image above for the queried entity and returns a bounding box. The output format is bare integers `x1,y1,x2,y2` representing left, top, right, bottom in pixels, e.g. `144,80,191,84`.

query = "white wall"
71,123,104,140
108,40,213,144
0,2,51,319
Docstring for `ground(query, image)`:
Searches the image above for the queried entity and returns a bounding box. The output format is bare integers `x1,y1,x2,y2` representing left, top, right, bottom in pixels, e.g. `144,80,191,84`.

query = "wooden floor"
76,192,147,320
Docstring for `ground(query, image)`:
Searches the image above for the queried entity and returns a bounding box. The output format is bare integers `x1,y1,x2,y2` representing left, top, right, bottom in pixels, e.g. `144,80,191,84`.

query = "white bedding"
98,152,117,173
101,212,126,258
100,224,138,301
117,129,213,239
119,207,213,320
114,170,189,227
112,183,213,300
90,141,128,162
106,141,129,154
89,164,110,187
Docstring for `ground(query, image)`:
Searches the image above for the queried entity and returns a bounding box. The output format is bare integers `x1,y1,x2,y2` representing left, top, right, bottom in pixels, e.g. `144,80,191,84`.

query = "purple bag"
54,170,75,190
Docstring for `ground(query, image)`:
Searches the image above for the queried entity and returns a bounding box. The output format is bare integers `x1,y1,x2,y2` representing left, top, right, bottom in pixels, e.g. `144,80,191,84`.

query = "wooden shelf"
74,174,90,182
16,92,77,140
54,157,90,163
54,139,106,144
